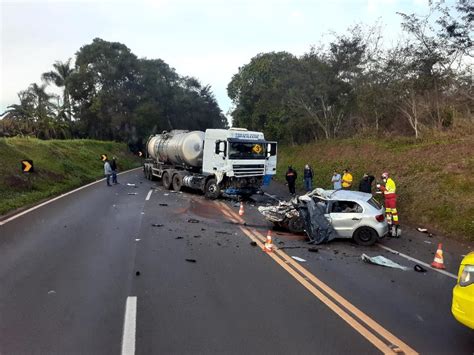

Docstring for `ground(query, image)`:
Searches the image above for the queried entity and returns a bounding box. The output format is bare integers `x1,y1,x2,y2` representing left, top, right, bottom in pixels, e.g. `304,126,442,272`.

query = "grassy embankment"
277,133,474,241
0,137,142,216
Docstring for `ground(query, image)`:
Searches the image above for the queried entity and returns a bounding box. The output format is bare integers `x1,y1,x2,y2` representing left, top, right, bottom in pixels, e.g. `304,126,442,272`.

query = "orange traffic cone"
431,243,446,269
263,230,274,253
239,202,244,216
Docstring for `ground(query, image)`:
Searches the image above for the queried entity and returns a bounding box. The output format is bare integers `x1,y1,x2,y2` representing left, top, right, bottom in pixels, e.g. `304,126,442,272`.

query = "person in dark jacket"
358,173,375,193
110,156,119,184
285,166,297,195
303,164,314,192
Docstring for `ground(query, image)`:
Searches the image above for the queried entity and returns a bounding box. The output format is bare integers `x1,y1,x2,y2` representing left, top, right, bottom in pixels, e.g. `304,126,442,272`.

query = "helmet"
381,172,389,179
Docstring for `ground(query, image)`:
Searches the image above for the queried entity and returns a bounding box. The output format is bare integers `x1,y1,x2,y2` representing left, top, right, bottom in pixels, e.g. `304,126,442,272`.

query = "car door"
328,200,363,238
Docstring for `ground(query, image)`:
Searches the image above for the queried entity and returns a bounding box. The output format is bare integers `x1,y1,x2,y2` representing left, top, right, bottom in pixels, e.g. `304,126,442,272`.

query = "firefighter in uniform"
377,172,400,237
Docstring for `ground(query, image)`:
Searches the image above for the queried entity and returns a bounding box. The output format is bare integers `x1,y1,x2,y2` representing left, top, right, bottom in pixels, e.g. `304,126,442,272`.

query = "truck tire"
204,178,220,199
172,174,183,191
353,227,378,246
162,171,172,190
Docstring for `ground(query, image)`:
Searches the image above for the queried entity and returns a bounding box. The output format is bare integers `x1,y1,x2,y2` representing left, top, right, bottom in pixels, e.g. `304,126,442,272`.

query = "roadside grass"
276,134,474,241
0,137,142,216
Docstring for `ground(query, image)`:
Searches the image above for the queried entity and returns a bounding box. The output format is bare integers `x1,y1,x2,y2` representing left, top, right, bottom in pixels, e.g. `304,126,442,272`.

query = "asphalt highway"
0,169,473,354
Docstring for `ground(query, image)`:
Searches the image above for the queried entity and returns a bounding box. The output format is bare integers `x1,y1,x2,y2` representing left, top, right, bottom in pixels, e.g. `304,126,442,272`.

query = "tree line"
1,1,472,145
1,39,228,144
228,0,472,144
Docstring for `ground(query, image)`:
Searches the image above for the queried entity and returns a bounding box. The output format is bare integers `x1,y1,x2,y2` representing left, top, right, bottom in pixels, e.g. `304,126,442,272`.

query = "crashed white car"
259,188,389,246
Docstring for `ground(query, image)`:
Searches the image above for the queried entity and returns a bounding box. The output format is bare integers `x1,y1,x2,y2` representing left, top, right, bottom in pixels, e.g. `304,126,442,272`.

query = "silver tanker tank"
146,130,205,167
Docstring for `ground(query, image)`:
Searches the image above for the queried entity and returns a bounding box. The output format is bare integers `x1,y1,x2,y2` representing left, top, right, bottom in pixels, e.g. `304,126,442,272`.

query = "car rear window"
368,197,382,210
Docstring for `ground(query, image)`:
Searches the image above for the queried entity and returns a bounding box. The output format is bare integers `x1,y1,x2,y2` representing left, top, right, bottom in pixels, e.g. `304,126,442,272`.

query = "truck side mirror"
215,141,226,157
219,141,226,153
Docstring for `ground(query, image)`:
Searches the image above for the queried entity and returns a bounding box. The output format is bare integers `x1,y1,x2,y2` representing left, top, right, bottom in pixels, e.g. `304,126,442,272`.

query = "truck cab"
202,128,277,198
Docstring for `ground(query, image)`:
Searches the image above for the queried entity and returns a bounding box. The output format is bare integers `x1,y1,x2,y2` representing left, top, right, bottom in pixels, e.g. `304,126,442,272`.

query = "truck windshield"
228,142,266,160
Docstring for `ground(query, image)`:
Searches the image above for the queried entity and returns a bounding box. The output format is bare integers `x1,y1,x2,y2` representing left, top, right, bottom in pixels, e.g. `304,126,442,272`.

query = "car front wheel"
353,227,378,246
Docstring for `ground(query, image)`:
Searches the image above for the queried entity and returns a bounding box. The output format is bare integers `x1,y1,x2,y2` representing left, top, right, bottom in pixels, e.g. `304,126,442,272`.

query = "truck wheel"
204,178,220,199
288,216,305,234
162,171,172,190
353,227,378,246
172,174,183,191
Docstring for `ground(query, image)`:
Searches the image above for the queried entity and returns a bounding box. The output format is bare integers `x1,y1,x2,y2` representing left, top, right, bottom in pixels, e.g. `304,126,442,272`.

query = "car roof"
325,189,373,202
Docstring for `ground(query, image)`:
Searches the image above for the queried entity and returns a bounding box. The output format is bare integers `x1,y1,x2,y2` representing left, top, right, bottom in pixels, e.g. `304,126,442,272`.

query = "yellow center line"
217,201,418,355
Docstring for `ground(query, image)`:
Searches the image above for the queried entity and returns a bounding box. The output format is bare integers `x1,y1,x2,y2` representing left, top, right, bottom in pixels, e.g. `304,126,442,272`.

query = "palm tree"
42,59,74,120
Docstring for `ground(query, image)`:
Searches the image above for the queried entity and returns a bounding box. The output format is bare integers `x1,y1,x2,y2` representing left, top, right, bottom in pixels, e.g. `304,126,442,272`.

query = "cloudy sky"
1,0,433,118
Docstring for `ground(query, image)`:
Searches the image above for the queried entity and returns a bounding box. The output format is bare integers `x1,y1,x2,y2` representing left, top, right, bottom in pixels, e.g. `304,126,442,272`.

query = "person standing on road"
331,170,342,190
377,172,399,237
110,156,119,184
342,168,353,190
285,166,297,195
358,173,375,193
104,158,113,187
303,164,314,192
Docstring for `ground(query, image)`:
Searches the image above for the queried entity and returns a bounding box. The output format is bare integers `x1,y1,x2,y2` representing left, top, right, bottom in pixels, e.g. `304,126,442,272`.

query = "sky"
1,0,434,120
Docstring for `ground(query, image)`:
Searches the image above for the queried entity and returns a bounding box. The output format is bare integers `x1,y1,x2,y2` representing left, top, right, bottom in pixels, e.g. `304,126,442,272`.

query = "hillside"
276,133,474,241
0,137,142,216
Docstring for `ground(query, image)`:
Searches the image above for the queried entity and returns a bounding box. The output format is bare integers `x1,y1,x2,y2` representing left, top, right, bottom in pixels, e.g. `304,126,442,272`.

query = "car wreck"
258,188,389,245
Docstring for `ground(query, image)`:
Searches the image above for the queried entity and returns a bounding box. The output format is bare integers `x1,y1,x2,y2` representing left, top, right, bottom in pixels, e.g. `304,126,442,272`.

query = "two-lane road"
0,170,472,354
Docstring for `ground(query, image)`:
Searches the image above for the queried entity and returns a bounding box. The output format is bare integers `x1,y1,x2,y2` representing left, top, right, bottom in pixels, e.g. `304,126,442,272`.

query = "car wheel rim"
360,230,371,242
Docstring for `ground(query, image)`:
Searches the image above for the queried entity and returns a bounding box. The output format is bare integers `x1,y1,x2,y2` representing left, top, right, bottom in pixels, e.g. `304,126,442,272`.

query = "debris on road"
291,256,307,262
361,254,408,271
48,290,56,295
193,235,201,238
136,271,140,276
135,239,141,242
308,247,319,253
175,236,183,239
127,183,136,187
250,241,257,246
128,193,138,195
185,258,197,263
159,203,168,206
417,227,428,233
279,246,305,250
187,218,200,223
424,240,432,244
151,223,164,227
414,264,428,273
216,231,232,235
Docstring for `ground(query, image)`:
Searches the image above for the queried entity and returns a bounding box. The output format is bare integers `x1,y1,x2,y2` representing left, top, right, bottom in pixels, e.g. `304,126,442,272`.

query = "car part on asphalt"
361,254,408,270
414,264,427,272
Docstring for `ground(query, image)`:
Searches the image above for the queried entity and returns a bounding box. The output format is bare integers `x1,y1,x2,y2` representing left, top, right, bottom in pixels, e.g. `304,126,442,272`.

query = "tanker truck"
143,128,277,199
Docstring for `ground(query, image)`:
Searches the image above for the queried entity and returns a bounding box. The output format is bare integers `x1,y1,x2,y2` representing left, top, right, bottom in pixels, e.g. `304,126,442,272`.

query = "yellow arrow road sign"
21,160,33,172
101,154,108,161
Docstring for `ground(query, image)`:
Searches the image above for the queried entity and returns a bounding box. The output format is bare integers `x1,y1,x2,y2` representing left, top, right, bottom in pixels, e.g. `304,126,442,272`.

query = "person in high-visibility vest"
377,172,399,237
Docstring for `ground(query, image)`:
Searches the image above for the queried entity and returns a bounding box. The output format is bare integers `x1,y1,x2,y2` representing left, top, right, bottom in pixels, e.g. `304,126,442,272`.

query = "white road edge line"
0,167,142,226
121,296,137,355
145,190,153,201
378,244,457,279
